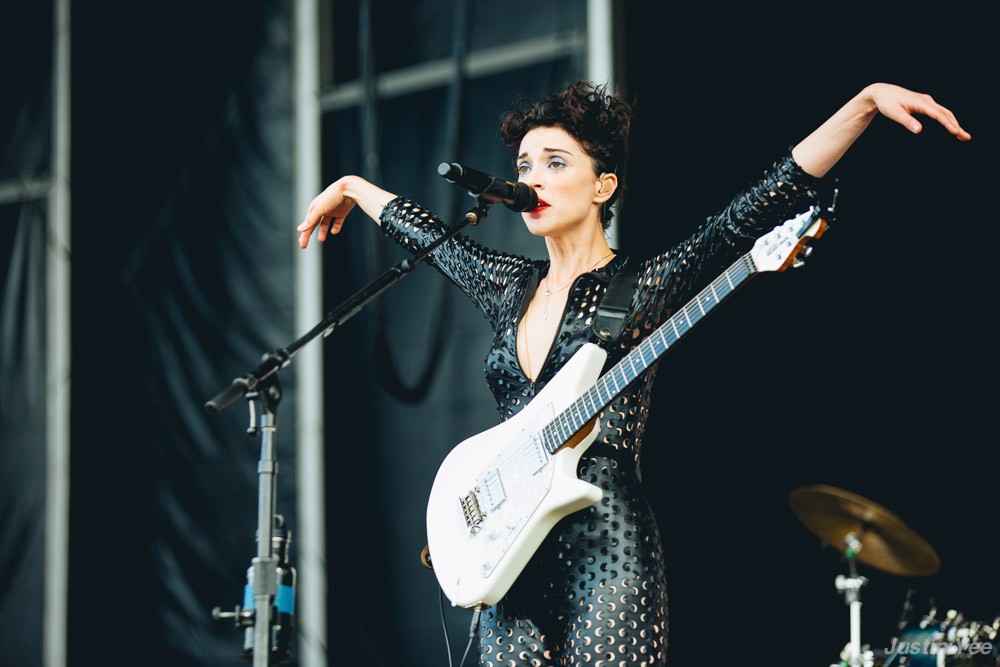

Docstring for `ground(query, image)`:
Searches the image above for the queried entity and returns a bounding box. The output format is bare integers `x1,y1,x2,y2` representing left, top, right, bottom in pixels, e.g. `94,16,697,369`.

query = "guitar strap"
591,257,637,348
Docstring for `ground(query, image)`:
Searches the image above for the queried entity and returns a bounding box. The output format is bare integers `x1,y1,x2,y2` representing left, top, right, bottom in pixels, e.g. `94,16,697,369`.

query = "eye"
516,162,531,175
548,157,567,170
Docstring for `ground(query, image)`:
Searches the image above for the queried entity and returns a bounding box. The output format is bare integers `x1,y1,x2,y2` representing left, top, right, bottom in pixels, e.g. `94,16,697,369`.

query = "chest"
516,287,571,383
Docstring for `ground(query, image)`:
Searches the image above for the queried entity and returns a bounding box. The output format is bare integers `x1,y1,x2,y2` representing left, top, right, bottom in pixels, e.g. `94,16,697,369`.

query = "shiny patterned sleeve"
378,196,534,328
632,150,822,325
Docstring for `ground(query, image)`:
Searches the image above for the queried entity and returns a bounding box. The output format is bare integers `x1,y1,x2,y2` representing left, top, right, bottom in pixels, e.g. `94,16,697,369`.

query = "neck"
544,238,614,288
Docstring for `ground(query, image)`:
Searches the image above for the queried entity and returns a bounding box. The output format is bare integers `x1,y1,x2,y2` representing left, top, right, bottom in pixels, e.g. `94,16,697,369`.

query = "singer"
296,80,969,666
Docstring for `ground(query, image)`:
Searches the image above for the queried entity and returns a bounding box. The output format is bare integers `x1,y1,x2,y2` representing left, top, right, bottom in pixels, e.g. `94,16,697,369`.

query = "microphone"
437,162,538,212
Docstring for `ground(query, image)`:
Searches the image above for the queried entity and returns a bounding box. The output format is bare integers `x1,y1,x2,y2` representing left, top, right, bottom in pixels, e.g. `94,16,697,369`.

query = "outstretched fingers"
296,179,364,248
897,92,971,140
931,102,971,140
296,204,325,248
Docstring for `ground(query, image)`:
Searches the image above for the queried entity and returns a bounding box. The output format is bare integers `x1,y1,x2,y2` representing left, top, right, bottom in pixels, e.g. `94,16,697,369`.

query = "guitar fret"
644,338,658,364
542,426,556,454
571,403,585,430
605,370,617,393
597,383,612,406
589,385,603,412
701,290,715,311
627,355,640,380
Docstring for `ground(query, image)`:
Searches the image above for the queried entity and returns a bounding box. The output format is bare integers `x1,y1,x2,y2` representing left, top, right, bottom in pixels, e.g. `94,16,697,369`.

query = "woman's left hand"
793,82,971,178
863,82,971,141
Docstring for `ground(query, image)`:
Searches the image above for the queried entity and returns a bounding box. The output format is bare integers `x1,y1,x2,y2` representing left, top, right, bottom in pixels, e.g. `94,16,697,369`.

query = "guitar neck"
541,252,758,454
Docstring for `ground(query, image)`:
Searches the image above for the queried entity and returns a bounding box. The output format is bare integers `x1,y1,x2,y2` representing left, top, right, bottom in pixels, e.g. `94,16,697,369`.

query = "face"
516,126,611,237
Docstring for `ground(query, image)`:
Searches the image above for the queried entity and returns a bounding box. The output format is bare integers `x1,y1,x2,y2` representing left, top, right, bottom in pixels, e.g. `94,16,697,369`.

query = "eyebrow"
516,147,573,161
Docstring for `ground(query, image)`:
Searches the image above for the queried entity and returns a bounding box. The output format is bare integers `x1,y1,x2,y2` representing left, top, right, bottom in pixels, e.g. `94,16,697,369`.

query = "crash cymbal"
789,484,940,577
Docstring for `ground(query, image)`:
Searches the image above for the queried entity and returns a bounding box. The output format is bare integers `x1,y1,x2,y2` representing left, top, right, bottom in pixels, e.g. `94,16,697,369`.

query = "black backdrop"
620,5,997,666
42,2,998,666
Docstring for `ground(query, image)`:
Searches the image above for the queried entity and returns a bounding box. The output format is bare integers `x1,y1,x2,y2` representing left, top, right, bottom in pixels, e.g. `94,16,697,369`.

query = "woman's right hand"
296,175,397,249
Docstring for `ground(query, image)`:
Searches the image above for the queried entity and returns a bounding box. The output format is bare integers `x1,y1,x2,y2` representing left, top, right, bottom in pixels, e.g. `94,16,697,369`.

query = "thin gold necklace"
541,250,615,320
521,249,615,380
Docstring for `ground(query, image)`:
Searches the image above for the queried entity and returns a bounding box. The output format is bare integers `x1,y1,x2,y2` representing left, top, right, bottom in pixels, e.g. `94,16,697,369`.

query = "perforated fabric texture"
380,151,820,665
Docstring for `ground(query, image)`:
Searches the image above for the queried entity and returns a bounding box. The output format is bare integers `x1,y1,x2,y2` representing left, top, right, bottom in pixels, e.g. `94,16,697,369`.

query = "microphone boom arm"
204,196,495,415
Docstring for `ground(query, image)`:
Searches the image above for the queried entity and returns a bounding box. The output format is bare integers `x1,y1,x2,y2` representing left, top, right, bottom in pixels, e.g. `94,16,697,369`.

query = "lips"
531,198,550,213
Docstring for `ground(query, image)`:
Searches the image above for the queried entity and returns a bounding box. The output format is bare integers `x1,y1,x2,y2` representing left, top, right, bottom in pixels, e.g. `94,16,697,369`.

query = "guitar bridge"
460,491,484,532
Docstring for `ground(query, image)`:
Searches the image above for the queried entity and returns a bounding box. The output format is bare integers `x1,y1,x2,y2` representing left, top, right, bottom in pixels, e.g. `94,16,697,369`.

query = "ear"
594,172,618,204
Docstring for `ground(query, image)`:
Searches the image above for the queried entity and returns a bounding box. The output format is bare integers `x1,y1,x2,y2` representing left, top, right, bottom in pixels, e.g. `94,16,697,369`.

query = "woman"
297,81,969,666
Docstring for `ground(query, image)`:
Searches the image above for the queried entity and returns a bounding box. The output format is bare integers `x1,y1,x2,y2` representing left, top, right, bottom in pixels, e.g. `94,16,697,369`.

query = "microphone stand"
206,195,497,667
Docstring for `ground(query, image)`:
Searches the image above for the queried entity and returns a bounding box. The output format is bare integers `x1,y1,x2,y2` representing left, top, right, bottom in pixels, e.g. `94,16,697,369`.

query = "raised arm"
791,83,971,179
296,175,396,248
295,174,535,327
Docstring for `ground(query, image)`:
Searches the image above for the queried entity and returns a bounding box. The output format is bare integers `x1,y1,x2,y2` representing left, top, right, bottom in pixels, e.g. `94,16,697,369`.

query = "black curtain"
0,2,52,665
71,1,295,665
622,6,998,667
0,203,48,667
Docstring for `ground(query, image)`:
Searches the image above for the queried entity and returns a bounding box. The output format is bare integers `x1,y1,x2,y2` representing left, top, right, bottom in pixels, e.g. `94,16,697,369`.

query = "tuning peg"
791,245,814,268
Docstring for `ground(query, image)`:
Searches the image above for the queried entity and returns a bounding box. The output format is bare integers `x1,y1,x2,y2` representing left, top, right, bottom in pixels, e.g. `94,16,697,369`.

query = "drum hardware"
789,484,942,667
881,600,1000,667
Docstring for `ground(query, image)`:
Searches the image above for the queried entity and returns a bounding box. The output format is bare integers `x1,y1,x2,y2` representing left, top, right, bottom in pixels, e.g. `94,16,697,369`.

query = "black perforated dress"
379,152,820,666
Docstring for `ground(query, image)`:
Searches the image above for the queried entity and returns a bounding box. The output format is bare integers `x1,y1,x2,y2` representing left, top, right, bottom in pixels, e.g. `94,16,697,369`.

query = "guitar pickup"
527,433,548,474
481,469,506,512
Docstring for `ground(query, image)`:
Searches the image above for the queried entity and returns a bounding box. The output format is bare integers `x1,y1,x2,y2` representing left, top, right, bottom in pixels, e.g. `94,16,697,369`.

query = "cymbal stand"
834,532,873,667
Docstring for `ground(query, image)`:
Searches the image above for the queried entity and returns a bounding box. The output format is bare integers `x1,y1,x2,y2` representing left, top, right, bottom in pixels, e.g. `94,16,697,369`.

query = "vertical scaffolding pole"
293,1,327,665
44,0,71,664
587,0,619,246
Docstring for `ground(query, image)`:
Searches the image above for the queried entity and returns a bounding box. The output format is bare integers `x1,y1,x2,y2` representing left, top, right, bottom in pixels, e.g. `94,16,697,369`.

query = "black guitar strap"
591,258,637,348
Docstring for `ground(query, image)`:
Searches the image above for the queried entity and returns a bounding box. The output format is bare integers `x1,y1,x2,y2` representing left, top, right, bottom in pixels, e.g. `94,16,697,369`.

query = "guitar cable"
438,589,483,667
437,589,454,665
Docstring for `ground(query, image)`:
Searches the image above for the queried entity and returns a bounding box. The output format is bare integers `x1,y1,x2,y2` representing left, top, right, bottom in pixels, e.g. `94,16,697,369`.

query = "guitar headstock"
750,206,829,273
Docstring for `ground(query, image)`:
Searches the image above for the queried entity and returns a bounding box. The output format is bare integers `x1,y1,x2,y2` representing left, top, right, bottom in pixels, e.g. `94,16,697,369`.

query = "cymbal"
789,484,940,577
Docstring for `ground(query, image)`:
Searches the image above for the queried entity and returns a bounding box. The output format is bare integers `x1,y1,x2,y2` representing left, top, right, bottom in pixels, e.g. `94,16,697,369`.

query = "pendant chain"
521,249,615,381
541,250,615,320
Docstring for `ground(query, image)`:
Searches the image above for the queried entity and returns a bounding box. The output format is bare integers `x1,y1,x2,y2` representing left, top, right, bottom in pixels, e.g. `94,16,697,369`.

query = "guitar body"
426,343,608,608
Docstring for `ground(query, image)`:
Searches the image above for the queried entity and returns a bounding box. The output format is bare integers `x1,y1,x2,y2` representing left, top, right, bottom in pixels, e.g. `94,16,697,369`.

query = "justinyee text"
885,636,994,656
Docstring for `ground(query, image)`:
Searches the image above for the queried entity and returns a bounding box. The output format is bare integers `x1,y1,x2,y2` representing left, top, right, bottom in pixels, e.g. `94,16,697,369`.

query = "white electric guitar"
425,206,829,608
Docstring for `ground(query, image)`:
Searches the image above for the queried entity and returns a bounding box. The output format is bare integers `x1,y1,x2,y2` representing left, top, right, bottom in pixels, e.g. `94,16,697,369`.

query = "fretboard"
541,252,758,454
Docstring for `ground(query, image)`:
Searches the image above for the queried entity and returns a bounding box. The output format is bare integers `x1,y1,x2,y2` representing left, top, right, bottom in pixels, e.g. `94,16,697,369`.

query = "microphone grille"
437,162,460,181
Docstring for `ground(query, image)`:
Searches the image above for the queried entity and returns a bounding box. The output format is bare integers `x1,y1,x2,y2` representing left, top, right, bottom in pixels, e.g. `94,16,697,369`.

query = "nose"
520,172,543,189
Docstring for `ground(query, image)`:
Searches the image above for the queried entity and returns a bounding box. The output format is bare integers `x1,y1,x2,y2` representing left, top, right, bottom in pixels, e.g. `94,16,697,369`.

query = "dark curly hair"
500,80,634,230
